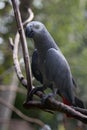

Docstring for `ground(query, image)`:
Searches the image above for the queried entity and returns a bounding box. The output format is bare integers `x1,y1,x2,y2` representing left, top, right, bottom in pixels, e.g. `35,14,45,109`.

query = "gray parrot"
25,21,84,108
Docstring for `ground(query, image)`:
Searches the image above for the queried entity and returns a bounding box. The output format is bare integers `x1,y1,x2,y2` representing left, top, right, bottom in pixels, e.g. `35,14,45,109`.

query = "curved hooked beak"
25,25,34,38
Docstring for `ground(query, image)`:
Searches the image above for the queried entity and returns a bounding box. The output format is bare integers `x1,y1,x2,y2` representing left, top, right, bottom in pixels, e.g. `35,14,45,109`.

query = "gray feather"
45,48,75,104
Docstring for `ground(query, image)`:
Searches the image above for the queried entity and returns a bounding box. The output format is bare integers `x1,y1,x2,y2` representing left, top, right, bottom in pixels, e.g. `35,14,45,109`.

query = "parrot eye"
34,24,40,30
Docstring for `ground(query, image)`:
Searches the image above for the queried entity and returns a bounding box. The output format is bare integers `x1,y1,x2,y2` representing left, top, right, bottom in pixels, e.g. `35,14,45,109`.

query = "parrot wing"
31,49,43,84
44,48,85,108
44,48,77,89
44,48,76,105
44,48,72,85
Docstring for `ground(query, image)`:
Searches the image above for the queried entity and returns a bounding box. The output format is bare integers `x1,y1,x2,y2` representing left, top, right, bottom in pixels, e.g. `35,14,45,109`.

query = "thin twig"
14,33,27,88
9,37,14,50
9,34,27,88
23,8,34,26
0,97,44,127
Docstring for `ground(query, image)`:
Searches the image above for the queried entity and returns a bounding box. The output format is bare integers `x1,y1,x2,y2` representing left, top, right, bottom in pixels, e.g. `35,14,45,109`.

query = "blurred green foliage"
1,0,87,129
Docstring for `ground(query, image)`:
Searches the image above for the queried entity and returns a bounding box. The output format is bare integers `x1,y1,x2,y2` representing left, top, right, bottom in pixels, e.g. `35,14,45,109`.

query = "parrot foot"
28,85,47,101
41,93,55,104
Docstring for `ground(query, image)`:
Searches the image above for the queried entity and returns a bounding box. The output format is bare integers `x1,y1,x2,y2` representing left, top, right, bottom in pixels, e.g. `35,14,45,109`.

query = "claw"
27,86,46,101
41,93,54,103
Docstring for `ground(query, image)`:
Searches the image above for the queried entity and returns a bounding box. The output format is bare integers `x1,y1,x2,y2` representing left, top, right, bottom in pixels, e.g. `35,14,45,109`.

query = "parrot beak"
25,25,34,38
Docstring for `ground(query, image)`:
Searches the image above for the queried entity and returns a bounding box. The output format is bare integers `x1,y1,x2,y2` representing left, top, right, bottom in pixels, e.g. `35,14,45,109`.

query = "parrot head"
25,21,45,38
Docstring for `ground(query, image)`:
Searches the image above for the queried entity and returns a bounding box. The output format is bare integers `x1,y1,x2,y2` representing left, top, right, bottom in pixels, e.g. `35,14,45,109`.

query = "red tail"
62,97,72,117
62,97,71,106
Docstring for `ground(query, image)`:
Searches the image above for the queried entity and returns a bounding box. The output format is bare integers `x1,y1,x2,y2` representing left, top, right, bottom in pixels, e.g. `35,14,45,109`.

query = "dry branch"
9,34,27,88
9,8,34,89
23,8,34,26
23,91,87,124
73,107,87,116
11,0,32,99
0,98,44,127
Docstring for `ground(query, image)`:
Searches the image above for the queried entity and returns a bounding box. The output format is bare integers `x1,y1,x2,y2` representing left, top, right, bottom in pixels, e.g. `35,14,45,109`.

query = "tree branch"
73,107,87,116
24,93,87,124
11,0,32,101
23,8,34,26
9,8,34,89
0,97,44,127
9,35,27,88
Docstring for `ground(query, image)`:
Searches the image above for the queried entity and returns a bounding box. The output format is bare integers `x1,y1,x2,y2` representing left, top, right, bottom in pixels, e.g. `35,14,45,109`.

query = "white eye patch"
34,24,40,29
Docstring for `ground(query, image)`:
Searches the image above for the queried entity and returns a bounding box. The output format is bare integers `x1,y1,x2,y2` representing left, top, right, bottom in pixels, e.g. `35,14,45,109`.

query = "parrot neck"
33,31,58,59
